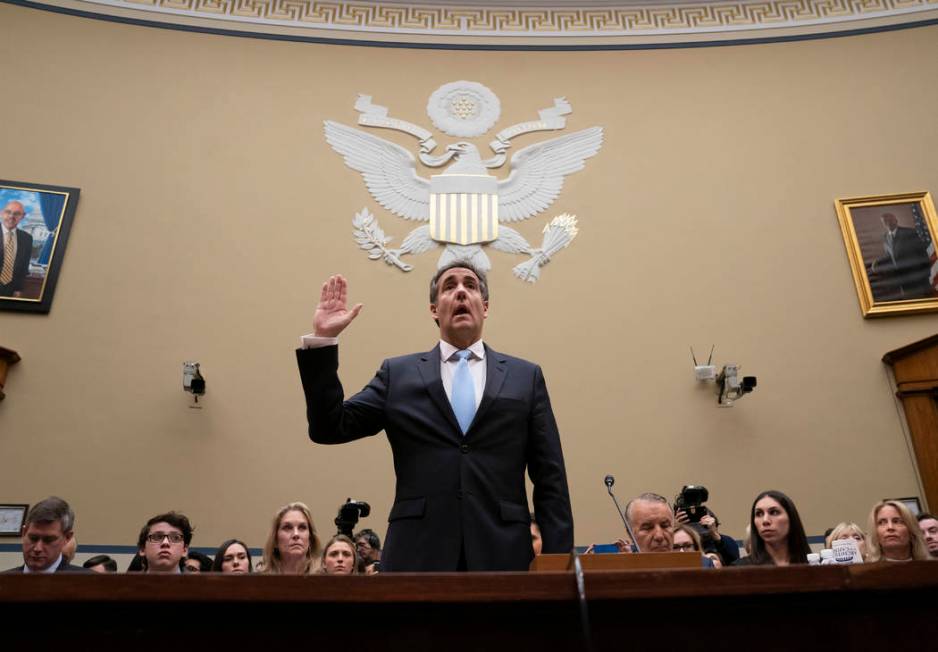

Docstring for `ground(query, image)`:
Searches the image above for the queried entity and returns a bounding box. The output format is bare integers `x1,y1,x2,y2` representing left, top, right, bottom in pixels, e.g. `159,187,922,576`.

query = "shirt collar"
440,339,485,362
23,554,63,573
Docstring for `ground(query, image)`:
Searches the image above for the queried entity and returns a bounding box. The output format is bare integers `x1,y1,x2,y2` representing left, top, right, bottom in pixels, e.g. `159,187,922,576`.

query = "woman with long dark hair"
734,490,810,566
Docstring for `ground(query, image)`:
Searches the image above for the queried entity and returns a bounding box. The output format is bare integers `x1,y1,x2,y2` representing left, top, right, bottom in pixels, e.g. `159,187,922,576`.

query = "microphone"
604,474,639,553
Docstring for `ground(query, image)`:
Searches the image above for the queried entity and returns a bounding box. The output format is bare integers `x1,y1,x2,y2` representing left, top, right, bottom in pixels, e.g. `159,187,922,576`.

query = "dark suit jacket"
0,228,33,296
2,561,92,573
296,343,573,572
873,226,933,299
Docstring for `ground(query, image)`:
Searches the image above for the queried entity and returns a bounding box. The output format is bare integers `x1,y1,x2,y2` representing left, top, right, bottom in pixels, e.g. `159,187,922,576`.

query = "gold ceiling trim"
61,0,938,41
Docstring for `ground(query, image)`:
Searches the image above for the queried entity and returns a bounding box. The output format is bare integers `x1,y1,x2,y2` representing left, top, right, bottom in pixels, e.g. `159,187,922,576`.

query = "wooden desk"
1,563,936,650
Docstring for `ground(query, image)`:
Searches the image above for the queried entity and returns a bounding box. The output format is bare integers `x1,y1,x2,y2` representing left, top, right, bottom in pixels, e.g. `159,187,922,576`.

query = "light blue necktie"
451,349,476,435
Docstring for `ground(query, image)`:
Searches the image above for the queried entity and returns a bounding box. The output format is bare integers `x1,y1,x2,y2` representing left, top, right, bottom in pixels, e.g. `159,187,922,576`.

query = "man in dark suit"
870,212,933,301
296,261,573,572
1,200,34,298
3,496,91,573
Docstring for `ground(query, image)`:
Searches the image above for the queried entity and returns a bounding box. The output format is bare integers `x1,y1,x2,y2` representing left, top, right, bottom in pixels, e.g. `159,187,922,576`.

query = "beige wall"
2,4,936,554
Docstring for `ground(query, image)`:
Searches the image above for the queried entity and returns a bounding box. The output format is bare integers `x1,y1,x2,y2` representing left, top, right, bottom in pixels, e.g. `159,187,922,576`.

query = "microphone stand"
605,475,639,553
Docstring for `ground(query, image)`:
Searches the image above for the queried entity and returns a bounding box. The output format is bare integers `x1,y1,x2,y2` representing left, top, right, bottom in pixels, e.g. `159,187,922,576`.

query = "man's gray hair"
25,496,75,532
429,260,490,304
624,492,672,524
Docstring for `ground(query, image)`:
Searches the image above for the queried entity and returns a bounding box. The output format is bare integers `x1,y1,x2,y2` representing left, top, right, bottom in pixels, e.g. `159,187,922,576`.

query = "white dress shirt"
23,554,63,573
300,335,486,410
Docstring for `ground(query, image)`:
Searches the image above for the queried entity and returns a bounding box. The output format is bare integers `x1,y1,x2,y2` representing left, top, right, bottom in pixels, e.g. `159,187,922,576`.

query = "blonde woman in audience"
261,502,323,575
320,534,360,575
866,500,929,562
825,522,868,560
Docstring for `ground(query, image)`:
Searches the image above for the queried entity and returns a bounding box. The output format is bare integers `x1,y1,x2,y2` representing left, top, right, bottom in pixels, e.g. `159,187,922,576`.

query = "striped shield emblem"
429,173,498,245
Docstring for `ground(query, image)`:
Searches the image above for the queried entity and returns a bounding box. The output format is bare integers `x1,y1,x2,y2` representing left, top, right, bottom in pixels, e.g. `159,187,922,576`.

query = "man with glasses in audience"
3,496,90,573
136,512,193,574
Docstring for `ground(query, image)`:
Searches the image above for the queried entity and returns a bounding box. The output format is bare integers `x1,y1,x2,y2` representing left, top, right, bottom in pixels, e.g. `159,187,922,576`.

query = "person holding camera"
673,486,740,566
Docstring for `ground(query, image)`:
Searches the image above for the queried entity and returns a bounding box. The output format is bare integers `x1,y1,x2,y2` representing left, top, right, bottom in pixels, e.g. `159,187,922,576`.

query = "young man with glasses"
136,512,193,574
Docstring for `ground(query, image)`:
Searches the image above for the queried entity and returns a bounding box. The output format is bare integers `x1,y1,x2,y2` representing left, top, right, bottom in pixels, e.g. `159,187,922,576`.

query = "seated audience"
82,554,118,573
62,536,77,565
734,490,810,566
212,539,253,573
354,528,382,573
674,523,721,567
675,508,739,565
137,512,193,574
321,534,359,575
261,502,322,575
625,492,674,553
126,552,145,573
825,522,868,560
916,513,938,559
3,496,90,573
866,500,929,562
184,550,213,574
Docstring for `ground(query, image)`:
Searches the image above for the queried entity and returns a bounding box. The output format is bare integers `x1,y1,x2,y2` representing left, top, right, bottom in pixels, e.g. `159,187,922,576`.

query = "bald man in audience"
626,493,676,553
917,513,938,559
3,497,90,573
625,492,714,566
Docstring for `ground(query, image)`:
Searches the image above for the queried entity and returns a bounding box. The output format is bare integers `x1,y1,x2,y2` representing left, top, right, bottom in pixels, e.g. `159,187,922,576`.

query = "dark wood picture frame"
0,504,29,536
1,180,80,314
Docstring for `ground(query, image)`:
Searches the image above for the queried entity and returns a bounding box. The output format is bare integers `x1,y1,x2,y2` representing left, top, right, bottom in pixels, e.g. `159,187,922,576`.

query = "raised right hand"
313,274,363,337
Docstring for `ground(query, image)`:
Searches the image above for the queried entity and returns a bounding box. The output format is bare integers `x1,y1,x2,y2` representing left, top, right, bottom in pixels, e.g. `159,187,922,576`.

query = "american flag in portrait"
911,203,938,293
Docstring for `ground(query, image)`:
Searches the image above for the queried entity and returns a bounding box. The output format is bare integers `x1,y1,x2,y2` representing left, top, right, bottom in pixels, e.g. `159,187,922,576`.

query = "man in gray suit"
297,261,573,571
1,200,34,298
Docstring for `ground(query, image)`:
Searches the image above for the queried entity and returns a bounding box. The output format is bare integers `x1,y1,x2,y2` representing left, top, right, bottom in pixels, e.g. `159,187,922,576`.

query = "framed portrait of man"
835,191,938,318
0,180,80,314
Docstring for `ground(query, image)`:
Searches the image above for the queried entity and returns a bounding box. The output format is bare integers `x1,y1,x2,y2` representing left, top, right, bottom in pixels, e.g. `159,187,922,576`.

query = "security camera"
183,362,205,403
717,364,756,406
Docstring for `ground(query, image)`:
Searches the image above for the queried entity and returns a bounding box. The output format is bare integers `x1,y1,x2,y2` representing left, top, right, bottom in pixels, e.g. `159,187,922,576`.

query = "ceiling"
35,0,938,46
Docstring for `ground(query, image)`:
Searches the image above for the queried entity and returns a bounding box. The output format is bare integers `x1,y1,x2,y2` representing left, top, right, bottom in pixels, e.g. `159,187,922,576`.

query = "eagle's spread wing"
324,121,430,221
497,127,603,223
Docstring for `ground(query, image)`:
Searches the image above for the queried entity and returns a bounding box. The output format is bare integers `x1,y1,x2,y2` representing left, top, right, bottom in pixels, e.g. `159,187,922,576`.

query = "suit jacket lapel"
471,344,507,431
417,345,462,435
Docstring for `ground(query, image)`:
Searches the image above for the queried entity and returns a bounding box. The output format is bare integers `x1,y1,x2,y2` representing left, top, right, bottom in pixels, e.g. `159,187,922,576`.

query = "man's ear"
430,303,440,326
482,300,488,318
182,545,189,558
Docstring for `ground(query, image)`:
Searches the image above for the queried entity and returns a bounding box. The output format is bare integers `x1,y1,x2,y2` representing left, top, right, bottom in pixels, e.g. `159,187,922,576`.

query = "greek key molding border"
73,0,938,36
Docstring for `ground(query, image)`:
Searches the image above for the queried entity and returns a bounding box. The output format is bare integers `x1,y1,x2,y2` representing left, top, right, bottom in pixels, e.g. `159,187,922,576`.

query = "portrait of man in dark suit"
869,211,934,301
296,261,573,572
1,200,34,298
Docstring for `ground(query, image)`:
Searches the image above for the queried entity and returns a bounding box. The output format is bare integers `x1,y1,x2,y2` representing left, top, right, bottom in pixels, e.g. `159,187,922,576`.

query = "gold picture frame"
834,191,938,318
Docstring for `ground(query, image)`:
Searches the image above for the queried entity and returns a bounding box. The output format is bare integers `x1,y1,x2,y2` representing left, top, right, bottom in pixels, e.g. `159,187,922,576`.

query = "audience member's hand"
614,538,635,554
675,509,689,524
700,514,720,539
314,274,363,337
365,563,379,575
583,544,596,554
